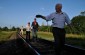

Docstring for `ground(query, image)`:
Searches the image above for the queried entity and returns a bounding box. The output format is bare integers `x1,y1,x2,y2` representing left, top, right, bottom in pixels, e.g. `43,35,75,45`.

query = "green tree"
2,26,9,31
71,15,85,34
11,26,16,31
80,11,85,16
0,27,2,32
65,11,85,34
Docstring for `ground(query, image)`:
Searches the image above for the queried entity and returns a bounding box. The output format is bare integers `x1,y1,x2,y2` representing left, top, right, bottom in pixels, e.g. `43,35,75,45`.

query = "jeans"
32,29,38,41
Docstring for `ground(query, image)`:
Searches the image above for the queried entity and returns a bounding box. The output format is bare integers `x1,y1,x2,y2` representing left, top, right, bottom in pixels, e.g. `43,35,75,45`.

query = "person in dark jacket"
31,18,39,41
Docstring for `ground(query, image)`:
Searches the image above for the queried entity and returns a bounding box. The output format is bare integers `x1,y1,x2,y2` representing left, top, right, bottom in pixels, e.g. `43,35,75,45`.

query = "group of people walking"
20,18,39,42
20,3,71,55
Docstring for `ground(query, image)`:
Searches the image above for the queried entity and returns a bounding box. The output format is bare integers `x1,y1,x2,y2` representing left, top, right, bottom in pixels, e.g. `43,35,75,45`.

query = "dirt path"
9,33,16,40
0,33,17,55
0,32,35,55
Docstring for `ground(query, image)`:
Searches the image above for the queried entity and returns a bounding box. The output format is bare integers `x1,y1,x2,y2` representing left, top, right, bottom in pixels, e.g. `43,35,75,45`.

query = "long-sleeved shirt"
45,12,71,28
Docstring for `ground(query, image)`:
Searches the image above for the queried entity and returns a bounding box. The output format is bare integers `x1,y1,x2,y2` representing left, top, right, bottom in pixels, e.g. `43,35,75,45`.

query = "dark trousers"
26,31,30,41
52,27,66,55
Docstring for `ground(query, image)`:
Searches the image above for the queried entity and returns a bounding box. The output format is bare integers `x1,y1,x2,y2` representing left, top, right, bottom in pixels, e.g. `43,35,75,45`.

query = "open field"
1,31,85,49
0,31,16,42
37,32,85,49
23,31,85,49
24,32,85,48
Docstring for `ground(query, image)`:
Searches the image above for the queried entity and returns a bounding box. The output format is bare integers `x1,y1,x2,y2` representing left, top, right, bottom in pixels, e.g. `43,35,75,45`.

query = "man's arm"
36,15,46,20
31,22,33,26
31,22,34,29
64,12,73,32
36,13,54,21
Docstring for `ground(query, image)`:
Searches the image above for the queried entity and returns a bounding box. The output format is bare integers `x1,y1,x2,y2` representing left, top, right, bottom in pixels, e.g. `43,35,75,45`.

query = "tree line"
0,26,18,31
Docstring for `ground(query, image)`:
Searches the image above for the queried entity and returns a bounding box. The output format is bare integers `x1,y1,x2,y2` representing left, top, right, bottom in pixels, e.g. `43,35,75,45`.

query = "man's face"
34,19,36,22
55,5,62,12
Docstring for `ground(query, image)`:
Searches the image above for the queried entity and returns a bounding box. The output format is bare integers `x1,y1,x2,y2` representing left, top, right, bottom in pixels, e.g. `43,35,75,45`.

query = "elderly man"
36,3,71,55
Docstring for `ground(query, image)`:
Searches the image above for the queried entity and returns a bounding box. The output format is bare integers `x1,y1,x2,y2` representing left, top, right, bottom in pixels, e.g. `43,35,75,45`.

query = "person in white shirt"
20,26,23,35
26,22,31,41
36,3,72,55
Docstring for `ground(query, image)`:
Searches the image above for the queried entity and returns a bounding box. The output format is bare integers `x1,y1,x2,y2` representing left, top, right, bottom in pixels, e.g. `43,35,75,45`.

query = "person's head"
28,22,30,25
34,18,36,22
55,3,62,13
22,26,23,27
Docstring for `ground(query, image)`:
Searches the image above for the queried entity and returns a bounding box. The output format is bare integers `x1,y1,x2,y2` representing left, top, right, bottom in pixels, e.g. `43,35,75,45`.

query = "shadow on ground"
0,38,36,55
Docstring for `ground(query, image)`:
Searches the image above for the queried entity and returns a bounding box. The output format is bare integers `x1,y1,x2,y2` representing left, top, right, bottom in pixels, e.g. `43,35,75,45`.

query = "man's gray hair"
55,3,62,7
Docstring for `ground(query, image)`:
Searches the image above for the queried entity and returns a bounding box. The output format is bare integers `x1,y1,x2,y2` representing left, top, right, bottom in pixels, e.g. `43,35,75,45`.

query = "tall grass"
37,32,54,41
37,31,85,49
23,31,85,48
66,34,85,48
0,31,15,42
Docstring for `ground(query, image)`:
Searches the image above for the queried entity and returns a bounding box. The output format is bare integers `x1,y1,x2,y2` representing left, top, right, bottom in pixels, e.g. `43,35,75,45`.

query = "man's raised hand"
36,15,46,20
36,15,43,18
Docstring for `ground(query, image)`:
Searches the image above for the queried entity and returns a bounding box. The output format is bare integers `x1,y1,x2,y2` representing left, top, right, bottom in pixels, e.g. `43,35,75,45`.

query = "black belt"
52,27,65,30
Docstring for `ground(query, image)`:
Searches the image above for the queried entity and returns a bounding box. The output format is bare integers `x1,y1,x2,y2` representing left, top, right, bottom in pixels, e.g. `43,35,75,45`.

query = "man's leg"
35,30,38,41
52,27,62,55
26,31,28,41
60,29,66,53
33,30,37,41
32,29,34,40
28,31,30,41
29,31,31,41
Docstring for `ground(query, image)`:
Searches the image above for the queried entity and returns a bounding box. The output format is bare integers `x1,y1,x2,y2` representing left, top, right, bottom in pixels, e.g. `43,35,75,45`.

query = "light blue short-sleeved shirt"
45,12,71,28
